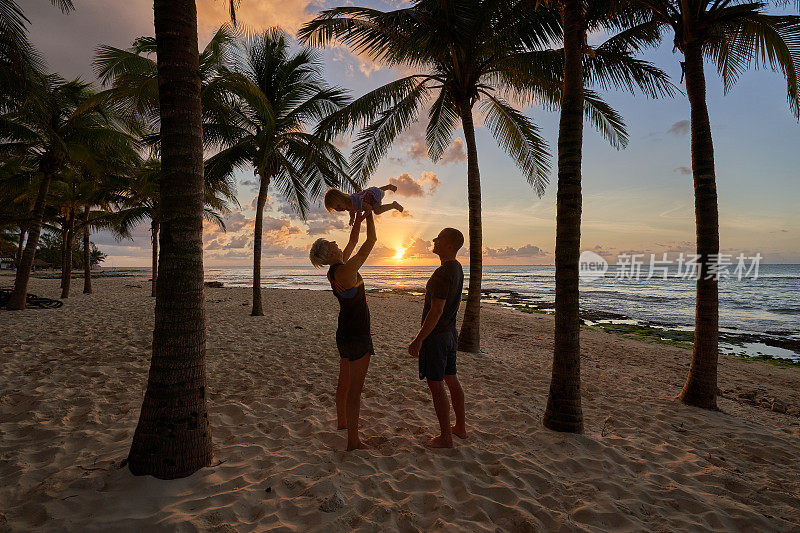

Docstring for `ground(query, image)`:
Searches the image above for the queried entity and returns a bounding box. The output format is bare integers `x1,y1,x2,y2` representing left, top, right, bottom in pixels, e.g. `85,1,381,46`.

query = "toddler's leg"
372,201,403,215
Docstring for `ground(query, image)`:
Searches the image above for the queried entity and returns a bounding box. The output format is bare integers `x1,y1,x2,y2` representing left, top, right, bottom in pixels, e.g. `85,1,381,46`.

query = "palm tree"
3,76,135,310
205,28,349,316
629,0,799,409
0,0,72,99
498,0,677,432
93,25,240,151
127,0,218,479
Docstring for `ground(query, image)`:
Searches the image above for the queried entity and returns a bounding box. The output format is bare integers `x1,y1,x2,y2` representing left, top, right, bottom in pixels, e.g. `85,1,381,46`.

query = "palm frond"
479,92,551,196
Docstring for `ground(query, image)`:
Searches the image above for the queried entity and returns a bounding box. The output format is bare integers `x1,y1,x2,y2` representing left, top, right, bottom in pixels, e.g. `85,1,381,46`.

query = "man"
408,227,467,448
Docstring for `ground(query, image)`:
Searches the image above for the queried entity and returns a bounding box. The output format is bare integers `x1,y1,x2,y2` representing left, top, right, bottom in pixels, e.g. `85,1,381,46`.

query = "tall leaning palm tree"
205,28,349,316
127,0,214,479
630,0,799,409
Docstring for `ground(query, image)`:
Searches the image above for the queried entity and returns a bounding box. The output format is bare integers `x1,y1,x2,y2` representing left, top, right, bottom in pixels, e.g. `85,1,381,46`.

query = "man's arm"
342,211,366,262
408,298,445,358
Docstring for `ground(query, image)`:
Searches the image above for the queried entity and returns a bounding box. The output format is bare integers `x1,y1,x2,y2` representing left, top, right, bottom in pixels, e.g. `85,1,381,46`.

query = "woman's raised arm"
342,211,366,262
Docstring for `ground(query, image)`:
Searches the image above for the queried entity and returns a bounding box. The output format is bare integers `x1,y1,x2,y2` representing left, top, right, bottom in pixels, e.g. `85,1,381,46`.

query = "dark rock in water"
319,491,345,512
204,281,224,288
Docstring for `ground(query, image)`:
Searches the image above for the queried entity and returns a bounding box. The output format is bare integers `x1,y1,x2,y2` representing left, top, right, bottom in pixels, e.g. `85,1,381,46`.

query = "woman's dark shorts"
336,333,374,362
419,330,457,381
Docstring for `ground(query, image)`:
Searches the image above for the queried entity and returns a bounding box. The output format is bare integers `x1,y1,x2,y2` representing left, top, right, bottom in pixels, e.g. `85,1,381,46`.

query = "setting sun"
394,247,405,260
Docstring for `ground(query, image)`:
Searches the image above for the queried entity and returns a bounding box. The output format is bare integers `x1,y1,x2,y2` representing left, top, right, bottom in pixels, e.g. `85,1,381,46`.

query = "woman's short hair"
324,188,350,212
309,238,333,268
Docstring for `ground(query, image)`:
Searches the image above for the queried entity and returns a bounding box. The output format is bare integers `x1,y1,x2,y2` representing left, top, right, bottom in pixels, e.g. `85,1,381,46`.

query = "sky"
25,0,800,266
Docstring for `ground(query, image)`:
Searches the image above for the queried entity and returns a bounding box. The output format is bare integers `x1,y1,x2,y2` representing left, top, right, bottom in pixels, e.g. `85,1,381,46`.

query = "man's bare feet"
337,425,347,431
346,440,371,451
451,425,467,439
425,434,454,448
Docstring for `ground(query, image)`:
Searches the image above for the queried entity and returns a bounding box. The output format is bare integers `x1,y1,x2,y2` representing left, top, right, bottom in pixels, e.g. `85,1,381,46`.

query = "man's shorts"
336,333,374,362
419,330,457,381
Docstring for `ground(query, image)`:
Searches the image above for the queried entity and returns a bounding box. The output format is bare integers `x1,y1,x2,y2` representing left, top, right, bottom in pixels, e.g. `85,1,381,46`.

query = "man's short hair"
442,227,464,250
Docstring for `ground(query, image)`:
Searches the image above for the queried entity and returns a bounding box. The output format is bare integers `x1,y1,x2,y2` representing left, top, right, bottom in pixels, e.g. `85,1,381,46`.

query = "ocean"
204,264,800,362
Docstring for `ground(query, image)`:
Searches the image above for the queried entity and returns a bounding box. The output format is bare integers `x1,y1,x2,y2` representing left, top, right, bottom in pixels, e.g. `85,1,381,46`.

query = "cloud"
402,120,466,165
667,120,690,136
389,171,441,197
195,0,316,36
402,236,433,258
439,137,466,164
391,210,413,218
674,166,691,175
485,244,547,258
227,235,250,248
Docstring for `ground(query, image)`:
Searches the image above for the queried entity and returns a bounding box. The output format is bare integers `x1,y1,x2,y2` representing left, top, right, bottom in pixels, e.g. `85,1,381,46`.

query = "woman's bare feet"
425,434,454,448
452,425,467,439
346,439,371,451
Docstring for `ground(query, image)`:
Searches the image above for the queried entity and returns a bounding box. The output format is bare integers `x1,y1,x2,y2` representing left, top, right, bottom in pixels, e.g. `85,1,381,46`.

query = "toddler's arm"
380,183,397,192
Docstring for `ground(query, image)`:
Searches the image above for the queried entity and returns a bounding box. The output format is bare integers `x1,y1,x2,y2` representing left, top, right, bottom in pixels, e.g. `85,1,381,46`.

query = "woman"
309,209,376,450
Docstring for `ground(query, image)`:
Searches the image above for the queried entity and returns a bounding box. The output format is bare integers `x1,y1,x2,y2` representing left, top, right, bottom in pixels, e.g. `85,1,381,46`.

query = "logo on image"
578,251,608,282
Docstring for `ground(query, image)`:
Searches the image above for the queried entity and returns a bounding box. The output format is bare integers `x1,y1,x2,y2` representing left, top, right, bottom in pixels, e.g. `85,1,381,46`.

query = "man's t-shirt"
421,260,464,335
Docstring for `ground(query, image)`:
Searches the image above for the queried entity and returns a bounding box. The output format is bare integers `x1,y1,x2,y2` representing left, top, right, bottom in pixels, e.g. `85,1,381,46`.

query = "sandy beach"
1,274,799,532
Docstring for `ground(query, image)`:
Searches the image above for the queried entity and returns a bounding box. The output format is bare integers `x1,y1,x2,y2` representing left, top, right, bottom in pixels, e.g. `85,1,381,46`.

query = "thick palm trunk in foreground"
151,220,159,297
251,174,270,316
457,107,482,353
128,0,213,479
678,42,719,409
543,0,584,433
8,171,54,310
61,209,76,298
82,207,92,294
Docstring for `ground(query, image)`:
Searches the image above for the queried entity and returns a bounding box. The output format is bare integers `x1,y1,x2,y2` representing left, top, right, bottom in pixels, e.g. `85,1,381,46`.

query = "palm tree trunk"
151,219,159,298
128,0,213,479
82,206,92,294
60,226,68,289
457,106,482,353
61,208,76,299
678,42,719,410
16,226,25,264
543,0,584,433
251,173,270,316
8,171,54,310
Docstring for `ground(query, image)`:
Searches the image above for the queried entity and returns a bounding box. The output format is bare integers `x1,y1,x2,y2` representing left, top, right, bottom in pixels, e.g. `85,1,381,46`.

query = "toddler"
324,184,403,225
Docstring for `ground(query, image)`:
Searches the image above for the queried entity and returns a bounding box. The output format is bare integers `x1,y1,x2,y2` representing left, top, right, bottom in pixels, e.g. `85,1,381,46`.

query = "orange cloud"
389,172,440,197
196,0,316,36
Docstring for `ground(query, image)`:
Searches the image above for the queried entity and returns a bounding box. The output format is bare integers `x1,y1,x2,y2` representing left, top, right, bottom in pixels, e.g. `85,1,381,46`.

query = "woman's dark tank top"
327,263,370,337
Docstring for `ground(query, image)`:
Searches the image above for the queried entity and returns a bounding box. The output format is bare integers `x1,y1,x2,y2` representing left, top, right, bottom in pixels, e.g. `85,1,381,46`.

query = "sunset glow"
394,247,405,260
